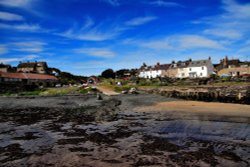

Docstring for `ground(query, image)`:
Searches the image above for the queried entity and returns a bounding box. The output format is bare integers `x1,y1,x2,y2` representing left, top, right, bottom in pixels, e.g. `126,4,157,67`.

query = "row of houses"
139,56,250,79
0,61,58,87
0,61,49,74
0,71,58,87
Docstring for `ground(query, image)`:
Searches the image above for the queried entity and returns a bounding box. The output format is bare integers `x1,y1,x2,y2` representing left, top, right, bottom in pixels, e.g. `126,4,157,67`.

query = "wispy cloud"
148,0,184,7
0,54,39,63
74,48,115,58
0,0,33,8
60,28,119,41
0,45,8,55
0,23,42,32
125,16,157,26
0,11,24,21
59,16,158,41
195,0,250,40
0,0,42,16
203,29,242,40
12,41,46,53
58,17,126,41
125,35,225,50
124,38,172,50
175,35,225,50
100,0,119,6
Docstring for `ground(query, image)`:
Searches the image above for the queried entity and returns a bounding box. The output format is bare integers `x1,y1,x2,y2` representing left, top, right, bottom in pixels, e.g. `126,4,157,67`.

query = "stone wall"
218,67,250,76
162,68,178,78
139,86,250,104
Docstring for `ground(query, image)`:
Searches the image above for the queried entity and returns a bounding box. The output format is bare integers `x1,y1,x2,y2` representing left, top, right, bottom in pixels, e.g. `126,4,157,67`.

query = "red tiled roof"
0,71,58,80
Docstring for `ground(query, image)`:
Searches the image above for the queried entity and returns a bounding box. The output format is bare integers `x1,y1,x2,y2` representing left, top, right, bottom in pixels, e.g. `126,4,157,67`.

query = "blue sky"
0,0,250,76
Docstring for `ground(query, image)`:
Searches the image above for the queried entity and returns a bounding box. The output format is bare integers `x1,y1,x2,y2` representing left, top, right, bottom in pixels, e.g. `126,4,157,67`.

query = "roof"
0,71,58,80
154,64,170,70
140,63,170,71
169,60,191,69
227,59,240,66
0,64,11,68
17,62,47,68
188,60,211,67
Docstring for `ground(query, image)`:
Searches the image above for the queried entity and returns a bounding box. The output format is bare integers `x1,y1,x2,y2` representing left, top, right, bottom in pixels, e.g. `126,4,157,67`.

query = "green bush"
18,90,43,96
114,85,134,92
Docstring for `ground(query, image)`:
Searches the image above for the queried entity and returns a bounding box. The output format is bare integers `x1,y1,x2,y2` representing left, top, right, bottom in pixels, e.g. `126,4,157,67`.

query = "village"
0,56,250,87
139,56,250,79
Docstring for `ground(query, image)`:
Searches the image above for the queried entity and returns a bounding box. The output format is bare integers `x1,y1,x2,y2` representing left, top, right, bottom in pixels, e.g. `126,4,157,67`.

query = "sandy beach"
134,100,250,117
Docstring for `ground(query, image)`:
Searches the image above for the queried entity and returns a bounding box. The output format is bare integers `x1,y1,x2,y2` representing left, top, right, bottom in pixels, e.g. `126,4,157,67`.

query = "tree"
57,71,87,85
101,69,115,79
116,69,129,78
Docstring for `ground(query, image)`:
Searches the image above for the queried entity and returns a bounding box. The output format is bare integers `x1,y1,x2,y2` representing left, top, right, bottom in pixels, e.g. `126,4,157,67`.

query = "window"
202,66,204,70
200,73,202,76
189,68,192,71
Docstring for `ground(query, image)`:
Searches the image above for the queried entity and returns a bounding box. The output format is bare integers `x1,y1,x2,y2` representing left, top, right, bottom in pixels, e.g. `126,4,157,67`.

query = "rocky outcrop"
0,83,38,94
139,86,250,104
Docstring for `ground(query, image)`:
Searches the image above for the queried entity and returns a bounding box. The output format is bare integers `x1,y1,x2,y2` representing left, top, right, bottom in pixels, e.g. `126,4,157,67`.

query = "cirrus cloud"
74,48,116,58
0,11,24,21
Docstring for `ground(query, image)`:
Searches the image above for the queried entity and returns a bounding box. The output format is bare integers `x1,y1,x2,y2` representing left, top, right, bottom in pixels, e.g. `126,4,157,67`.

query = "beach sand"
134,100,250,117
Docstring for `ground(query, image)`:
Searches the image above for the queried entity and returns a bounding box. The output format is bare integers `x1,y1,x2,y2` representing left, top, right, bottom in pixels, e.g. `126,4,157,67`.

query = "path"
96,85,120,96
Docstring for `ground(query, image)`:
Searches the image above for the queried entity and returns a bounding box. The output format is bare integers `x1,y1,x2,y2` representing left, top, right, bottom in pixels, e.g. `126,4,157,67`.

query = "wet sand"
0,94,249,167
134,100,250,117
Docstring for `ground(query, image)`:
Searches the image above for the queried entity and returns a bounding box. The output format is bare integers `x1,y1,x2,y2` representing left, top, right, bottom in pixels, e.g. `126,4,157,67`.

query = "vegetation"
101,68,138,79
58,72,87,85
48,67,88,85
113,85,136,92
0,86,94,96
101,69,115,79
99,76,250,93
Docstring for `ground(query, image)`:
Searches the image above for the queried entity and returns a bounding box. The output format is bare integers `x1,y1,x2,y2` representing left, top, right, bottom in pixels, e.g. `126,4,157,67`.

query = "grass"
40,87,79,96
98,79,137,93
18,90,43,96
114,85,136,92
0,86,93,96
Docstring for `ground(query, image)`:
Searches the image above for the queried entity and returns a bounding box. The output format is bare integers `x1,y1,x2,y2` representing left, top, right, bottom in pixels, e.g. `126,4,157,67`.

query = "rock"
96,94,103,100
139,86,250,104
129,87,138,94
121,90,128,94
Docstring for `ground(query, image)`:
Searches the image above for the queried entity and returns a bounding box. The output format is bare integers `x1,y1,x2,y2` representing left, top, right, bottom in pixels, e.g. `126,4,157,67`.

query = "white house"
176,61,191,78
186,59,214,78
177,67,190,78
139,63,170,79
